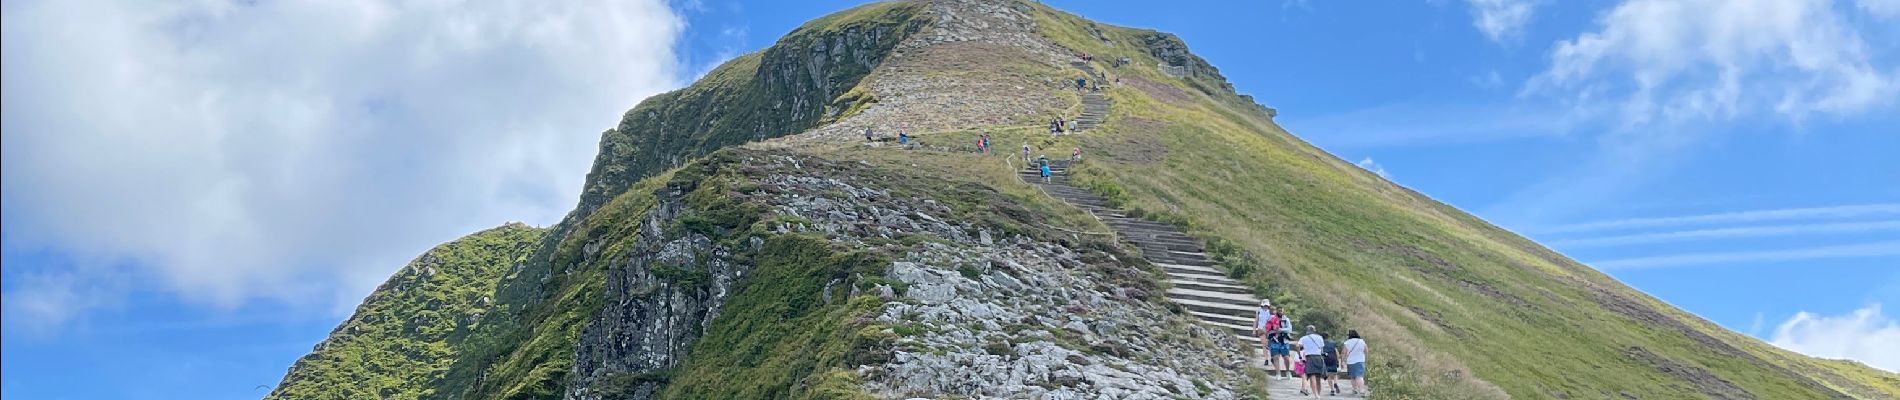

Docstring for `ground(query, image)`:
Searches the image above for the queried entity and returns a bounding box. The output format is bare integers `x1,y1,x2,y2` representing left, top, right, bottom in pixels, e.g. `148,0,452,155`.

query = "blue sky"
3,0,1897,398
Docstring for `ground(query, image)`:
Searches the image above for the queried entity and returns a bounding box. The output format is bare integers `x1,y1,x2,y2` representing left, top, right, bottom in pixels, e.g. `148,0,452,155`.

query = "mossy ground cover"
267,224,546,400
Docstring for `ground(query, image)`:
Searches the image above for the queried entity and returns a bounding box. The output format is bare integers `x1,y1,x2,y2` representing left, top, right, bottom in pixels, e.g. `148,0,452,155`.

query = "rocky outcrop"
572,2,928,220
565,175,754,400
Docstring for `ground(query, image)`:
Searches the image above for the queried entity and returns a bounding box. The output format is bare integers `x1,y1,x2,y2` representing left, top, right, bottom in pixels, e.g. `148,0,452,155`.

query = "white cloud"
1529,0,1900,125
1771,304,1900,372
1588,240,1900,270
1466,0,1537,43
2,0,684,328
1541,203,1900,234
1550,219,1900,248
1355,157,1391,178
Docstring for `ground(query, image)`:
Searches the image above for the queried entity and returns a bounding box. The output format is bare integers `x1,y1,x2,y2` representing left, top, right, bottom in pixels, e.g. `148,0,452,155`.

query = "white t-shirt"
1299,334,1326,356
1255,309,1271,329
1344,338,1367,364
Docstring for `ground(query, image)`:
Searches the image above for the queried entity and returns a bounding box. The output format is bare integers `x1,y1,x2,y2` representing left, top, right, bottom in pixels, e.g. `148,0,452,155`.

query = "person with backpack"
898,128,908,146
1022,143,1032,163
1299,325,1327,396
1267,309,1293,380
1344,330,1369,396
863,126,874,143
1324,337,1343,395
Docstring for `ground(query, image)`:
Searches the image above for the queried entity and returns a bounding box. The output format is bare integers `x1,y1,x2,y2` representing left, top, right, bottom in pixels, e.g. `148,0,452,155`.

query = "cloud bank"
2,0,685,328
1771,304,1900,372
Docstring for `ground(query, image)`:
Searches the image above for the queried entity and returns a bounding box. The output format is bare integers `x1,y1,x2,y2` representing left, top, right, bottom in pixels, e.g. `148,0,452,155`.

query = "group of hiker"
1256,300,1370,397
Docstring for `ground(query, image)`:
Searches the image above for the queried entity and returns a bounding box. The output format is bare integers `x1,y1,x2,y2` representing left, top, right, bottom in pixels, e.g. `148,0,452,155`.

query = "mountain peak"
270,1,1900,399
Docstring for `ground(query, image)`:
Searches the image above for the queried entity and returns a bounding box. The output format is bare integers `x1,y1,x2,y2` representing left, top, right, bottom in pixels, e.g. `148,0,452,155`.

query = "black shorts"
1304,355,1327,376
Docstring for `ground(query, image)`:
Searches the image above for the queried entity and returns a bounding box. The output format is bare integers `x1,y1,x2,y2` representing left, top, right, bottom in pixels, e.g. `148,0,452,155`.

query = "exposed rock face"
753,155,1249,399
559,150,1252,399
565,178,752,400
573,2,928,220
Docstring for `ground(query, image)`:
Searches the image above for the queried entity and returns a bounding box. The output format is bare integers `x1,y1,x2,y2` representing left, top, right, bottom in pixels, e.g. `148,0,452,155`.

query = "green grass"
1006,3,1900,397
267,224,545,400
570,0,926,218
276,1,1900,399
655,234,890,399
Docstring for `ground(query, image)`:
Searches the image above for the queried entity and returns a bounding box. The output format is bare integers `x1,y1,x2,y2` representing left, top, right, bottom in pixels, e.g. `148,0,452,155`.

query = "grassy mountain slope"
990,4,1900,399
271,1,1900,399
267,223,545,400
420,4,929,399
572,1,925,218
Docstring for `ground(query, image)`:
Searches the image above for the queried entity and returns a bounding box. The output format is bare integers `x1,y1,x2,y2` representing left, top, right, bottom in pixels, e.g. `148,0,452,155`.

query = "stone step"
1131,237,1202,248
1161,267,1227,281
1155,262,1221,275
1173,297,1257,319
1149,256,1217,268
1172,279,1254,295
1166,287,1260,306
1170,273,1248,287
1197,319,1255,337
1190,309,1261,329
1135,241,1203,253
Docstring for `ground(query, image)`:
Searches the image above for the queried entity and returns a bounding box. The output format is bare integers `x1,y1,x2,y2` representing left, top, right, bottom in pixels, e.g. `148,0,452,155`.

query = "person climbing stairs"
1018,160,1362,399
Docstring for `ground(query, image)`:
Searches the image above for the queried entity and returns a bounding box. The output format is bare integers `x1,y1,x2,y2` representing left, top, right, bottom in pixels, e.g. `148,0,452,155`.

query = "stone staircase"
1070,60,1109,131
1020,160,1365,399
1019,160,1259,344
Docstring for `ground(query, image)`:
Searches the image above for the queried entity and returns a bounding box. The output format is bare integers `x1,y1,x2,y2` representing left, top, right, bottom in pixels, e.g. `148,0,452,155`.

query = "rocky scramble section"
1023,160,1364,399
564,151,1257,399
773,0,1077,146
755,154,1255,399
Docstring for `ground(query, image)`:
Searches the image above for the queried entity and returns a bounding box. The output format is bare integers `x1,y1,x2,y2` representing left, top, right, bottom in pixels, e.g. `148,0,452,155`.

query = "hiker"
1324,336,1343,395
1039,157,1052,183
1267,310,1293,380
1071,147,1081,161
1022,143,1032,162
1253,300,1275,367
1299,325,1327,397
898,129,908,146
1076,77,1087,91
1344,330,1369,396
864,126,874,142
981,133,991,154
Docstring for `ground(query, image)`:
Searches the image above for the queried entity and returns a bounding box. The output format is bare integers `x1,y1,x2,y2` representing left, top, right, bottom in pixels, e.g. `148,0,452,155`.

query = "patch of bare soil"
1404,305,1469,338
1081,122,1168,164
1118,75,1194,106
1624,346,1754,400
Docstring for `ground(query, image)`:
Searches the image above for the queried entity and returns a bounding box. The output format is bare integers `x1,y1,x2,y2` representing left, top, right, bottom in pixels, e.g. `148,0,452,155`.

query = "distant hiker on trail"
1076,77,1087,91
1267,309,1293,380
1344,330,1369,396
980,133,991,154
898,129,909,146
1022,143,1032,162
1071,147,1081,161
1299,325,1327,397
864,126,874,142
1039,158,1052,183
